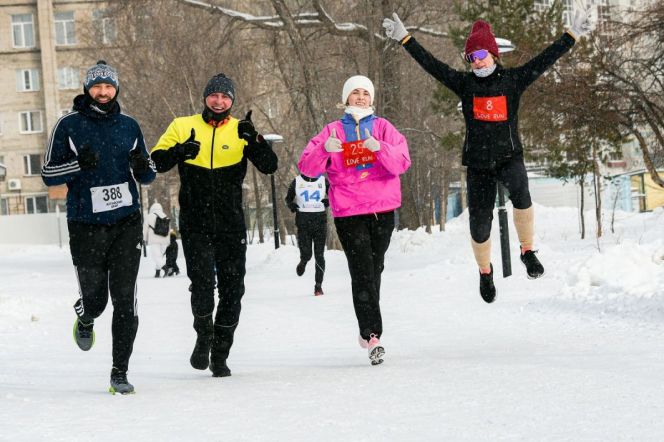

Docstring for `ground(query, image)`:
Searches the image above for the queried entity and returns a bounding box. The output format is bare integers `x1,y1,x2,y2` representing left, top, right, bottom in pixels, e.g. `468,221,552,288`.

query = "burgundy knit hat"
464,20,499,58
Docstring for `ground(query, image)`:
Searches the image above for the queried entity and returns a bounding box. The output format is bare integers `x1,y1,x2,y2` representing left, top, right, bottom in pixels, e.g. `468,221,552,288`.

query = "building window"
93,10,116,44
57,67,79,89
23,154,42,176
12,14,35,48
1,198,9,216
16,69,40,92
54,11,76,46
19,111,43,133
25,195,49,214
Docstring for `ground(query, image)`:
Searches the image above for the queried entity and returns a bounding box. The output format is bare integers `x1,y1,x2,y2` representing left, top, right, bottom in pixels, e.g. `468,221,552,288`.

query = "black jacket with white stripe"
41,94,155,224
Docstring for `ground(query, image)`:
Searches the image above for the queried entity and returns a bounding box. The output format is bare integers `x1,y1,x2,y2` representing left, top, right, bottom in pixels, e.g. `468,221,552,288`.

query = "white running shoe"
367,334,385,366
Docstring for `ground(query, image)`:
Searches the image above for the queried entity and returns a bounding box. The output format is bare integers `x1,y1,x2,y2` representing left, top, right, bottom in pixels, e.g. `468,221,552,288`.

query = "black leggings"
69,211,142,372
296,213,327,285
467,158,532,243
334,211,394,340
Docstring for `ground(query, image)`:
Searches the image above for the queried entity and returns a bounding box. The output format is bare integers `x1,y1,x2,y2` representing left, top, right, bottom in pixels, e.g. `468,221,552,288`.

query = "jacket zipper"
508,124,516,151
210,126,217,228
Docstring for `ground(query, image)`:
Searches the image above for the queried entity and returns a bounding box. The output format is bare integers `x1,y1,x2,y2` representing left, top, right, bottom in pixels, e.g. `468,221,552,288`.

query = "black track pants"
69,211,142,372
467,157,533,243
334,211,394,341
296,213,327,285
181,231,247,329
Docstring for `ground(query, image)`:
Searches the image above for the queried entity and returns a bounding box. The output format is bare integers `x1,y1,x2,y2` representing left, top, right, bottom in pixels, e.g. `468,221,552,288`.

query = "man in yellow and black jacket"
151,73,277,377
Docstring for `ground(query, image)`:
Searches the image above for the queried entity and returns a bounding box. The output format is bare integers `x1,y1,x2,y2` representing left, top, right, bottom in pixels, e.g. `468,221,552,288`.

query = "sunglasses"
465,49,490,63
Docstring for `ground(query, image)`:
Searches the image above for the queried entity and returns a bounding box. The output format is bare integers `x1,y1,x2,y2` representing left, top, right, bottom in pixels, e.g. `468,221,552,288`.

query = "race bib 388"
90,182,133,213
473,96,508,122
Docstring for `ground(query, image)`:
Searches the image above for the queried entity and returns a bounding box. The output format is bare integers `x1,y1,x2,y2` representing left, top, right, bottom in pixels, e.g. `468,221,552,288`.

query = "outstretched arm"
516,5,592,89
383,13,464,96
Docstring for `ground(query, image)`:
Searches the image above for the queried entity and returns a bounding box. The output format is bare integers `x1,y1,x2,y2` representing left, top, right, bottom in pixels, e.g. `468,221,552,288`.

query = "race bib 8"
473,96,508,122
90,182,133,213
341,140,375,168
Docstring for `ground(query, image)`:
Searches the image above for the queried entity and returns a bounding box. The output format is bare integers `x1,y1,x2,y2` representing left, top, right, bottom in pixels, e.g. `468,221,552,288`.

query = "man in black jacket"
383,7,592,302
151,73,278,377
285,173,330,296
42,60,155,394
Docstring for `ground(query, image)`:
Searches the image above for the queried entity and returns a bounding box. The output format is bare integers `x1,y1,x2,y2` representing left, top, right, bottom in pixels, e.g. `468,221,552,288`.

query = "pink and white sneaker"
367,334,385,365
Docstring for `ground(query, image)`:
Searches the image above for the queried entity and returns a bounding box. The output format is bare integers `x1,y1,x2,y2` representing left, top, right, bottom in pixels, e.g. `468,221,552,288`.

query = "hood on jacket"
149,202,166,216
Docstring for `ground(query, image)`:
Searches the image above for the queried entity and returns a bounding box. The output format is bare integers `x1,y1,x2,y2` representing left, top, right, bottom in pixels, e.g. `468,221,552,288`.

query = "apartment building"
0,0,113,215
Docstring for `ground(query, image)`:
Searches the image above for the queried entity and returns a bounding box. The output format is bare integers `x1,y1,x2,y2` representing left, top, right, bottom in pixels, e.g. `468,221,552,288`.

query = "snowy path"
1,206,664,441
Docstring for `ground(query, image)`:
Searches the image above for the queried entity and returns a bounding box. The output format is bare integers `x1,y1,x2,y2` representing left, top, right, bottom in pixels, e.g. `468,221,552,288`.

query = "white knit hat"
342,75,374,105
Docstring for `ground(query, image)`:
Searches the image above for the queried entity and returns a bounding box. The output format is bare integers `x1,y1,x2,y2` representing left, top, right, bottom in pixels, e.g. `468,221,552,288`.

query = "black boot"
210,323,237,377
154,269,161,278
190,315,213,370
479,264,496,303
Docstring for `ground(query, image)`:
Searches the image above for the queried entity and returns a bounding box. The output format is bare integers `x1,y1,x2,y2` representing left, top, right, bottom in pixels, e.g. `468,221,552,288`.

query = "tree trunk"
579,178,586,239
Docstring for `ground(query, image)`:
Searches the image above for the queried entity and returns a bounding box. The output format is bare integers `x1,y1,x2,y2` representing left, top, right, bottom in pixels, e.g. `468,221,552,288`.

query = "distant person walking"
285,173,330,296
143,201,171,278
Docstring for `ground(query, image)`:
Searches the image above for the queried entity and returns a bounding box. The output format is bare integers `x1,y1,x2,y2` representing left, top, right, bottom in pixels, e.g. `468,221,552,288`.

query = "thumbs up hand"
175,128,200,161
238,110,259,143
363,128,380,152
324,128,343,153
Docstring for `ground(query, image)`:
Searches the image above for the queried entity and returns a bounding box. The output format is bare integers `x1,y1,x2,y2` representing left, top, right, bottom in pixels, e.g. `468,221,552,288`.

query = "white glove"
569,6,592,39
363,128,380,152
382,13,409,42
324,129,343,153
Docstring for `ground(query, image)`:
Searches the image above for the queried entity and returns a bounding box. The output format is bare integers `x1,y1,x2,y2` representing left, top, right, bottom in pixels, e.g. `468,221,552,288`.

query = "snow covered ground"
1,204,664,441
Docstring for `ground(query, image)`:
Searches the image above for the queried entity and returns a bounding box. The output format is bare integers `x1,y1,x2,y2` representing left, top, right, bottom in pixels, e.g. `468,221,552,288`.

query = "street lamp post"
263,134,283,249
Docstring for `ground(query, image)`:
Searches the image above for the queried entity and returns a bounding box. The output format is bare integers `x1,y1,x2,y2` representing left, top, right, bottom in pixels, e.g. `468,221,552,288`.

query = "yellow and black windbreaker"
151,114,278,234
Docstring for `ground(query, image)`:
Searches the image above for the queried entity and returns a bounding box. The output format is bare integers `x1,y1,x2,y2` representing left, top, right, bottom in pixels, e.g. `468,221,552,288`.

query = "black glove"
77,144,98,171
174,128,200,160
287,202,299,213
238,110,259,143
129,149,151,174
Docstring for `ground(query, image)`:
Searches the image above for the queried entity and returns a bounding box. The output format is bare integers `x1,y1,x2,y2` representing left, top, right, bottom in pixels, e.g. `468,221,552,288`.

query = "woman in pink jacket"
298,75,411,365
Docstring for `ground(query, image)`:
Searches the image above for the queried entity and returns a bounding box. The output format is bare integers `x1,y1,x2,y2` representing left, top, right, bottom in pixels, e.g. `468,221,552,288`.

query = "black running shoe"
520,250,545,279
296,261,306,276
479,264,496,303
73,318,95,351
314,285,324,296
109,368,134,395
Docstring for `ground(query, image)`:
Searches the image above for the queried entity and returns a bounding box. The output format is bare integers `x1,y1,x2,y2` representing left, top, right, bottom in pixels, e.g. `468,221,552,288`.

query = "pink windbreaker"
298,117,411,218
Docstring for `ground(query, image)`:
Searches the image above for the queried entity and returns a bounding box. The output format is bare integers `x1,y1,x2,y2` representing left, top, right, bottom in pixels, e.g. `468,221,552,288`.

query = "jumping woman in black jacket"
383,7,592,302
